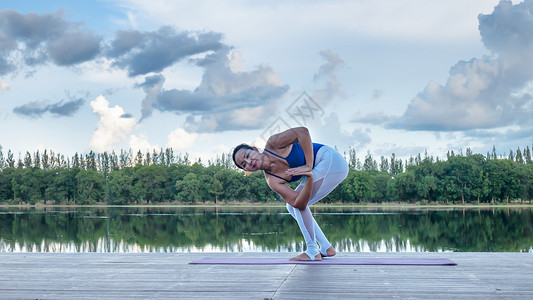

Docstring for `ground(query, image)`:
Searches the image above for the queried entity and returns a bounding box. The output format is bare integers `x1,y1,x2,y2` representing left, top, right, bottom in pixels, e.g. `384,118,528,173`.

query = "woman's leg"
287,204,320,259
287,146,348,259
307,146,349,206
287,182,332,257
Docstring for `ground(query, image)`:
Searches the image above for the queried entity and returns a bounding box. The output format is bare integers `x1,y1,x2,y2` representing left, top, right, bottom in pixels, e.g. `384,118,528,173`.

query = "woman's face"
235,148,262,172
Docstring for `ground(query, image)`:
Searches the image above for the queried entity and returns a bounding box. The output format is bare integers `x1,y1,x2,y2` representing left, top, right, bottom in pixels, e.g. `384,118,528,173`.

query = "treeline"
0,146,278,205
341,147,533,204
0,145,532,205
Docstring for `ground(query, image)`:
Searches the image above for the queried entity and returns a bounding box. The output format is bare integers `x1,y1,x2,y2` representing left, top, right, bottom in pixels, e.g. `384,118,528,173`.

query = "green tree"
347,147,360,170
33,151,41,169
390,153,403,176
483,159,504,203
175,173,203,203
0,167,15,201
442,156,479,204
23,152,32,168
395,169,417,202
76,170,104,204
417,175,438,203
131,165,169,203
0,146,5,170
379,156,389,173
41,150,50,170
516,147,524,164
347,171,375,202
6,150,15,168
363,152,378,171
524,146,532,163
209,178,224,203
514,163,533,202
45,168,78,204
108,168,134,204
372,171,392,202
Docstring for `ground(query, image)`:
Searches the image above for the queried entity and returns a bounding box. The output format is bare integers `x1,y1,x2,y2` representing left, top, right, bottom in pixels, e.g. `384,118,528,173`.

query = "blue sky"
1,0,532,163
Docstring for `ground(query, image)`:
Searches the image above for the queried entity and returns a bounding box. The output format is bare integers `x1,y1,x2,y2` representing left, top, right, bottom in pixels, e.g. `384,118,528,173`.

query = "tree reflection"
0,207,532,252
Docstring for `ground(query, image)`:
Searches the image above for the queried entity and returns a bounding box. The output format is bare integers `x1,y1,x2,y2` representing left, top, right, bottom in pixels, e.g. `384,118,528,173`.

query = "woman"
232,127,348,261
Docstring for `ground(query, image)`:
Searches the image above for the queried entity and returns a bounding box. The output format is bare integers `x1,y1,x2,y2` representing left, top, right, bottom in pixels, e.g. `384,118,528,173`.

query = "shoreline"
1,202,533,209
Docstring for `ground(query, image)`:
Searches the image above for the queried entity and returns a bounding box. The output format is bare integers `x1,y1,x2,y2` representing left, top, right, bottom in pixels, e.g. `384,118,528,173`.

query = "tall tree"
515,147,524,164
0,146,5,170
33,150,41,169
119,149,130,169
525,146,532,164
390,153,402,176
347,147,359,170
135,150,143,166
72,153,80,169
379,156,389,173
41,150,50,170
6,150,15,168
86,151,97,171
165,148,174,166
24,152,32,169
363,152,378,171
144,151,152,166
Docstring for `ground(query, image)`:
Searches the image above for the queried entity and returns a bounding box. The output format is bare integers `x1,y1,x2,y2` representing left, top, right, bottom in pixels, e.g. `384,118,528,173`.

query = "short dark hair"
232,144,254,169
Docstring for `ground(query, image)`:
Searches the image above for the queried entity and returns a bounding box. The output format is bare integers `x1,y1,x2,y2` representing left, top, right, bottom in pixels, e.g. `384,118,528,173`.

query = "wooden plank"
0,252,532,299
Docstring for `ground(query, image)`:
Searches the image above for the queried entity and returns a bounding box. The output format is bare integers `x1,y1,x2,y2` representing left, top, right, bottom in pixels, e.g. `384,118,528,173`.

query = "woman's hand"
286,165,313,177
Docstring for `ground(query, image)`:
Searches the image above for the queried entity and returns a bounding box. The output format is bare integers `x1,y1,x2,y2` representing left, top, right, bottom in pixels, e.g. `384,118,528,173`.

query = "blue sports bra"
264,142,323,182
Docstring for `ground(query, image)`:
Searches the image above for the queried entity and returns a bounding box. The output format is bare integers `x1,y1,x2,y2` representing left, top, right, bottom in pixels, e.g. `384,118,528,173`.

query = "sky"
1,0,532,164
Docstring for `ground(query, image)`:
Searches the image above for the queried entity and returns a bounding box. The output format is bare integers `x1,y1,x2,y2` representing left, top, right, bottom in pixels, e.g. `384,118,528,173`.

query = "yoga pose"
232,127,348,261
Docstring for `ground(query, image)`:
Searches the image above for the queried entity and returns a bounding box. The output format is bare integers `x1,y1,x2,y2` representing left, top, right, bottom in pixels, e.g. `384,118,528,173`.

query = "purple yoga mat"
189,257,457,266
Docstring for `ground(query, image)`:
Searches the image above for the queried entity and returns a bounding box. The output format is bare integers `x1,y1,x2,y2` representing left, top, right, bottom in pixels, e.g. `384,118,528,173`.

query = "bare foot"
290,252,322,261
321,246,336,258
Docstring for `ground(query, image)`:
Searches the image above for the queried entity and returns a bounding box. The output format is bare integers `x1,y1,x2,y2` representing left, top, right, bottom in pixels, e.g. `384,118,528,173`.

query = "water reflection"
0,206,532,253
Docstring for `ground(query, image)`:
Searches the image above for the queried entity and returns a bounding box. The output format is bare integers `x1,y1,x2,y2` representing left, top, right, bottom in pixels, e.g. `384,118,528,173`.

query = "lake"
0,206,532,253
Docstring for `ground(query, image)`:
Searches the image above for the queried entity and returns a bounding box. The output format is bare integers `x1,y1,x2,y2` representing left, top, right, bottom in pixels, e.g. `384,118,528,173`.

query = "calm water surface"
0,206,532,253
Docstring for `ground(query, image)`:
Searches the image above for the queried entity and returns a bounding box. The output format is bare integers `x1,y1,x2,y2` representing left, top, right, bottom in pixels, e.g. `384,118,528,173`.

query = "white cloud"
312,49,345,106
154,47,288,132
166,127,198,150
213,144,231,155
90,95,136,152
127,11,138,28
357,0,533,133
229,51,245,73
118,0,500,45
310,112,370,150
227,105,273,128
393,58,505,131
0,81,10,92
129,133,159,153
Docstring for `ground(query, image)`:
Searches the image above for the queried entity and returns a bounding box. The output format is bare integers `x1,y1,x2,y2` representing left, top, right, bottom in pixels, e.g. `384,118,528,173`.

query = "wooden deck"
0,252,532,299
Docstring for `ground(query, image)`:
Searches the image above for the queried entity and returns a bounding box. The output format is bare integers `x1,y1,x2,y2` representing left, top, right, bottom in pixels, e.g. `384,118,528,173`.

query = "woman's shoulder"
264,143,293,158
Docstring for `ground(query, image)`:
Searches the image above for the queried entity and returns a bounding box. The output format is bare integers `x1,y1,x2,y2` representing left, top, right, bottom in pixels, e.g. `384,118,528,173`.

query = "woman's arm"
265,127,315,209
267,172,313,210
266,127,314,172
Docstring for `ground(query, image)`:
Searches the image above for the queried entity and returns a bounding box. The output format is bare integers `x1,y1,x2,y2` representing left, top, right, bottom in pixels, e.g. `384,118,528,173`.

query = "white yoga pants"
285,145,349,258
